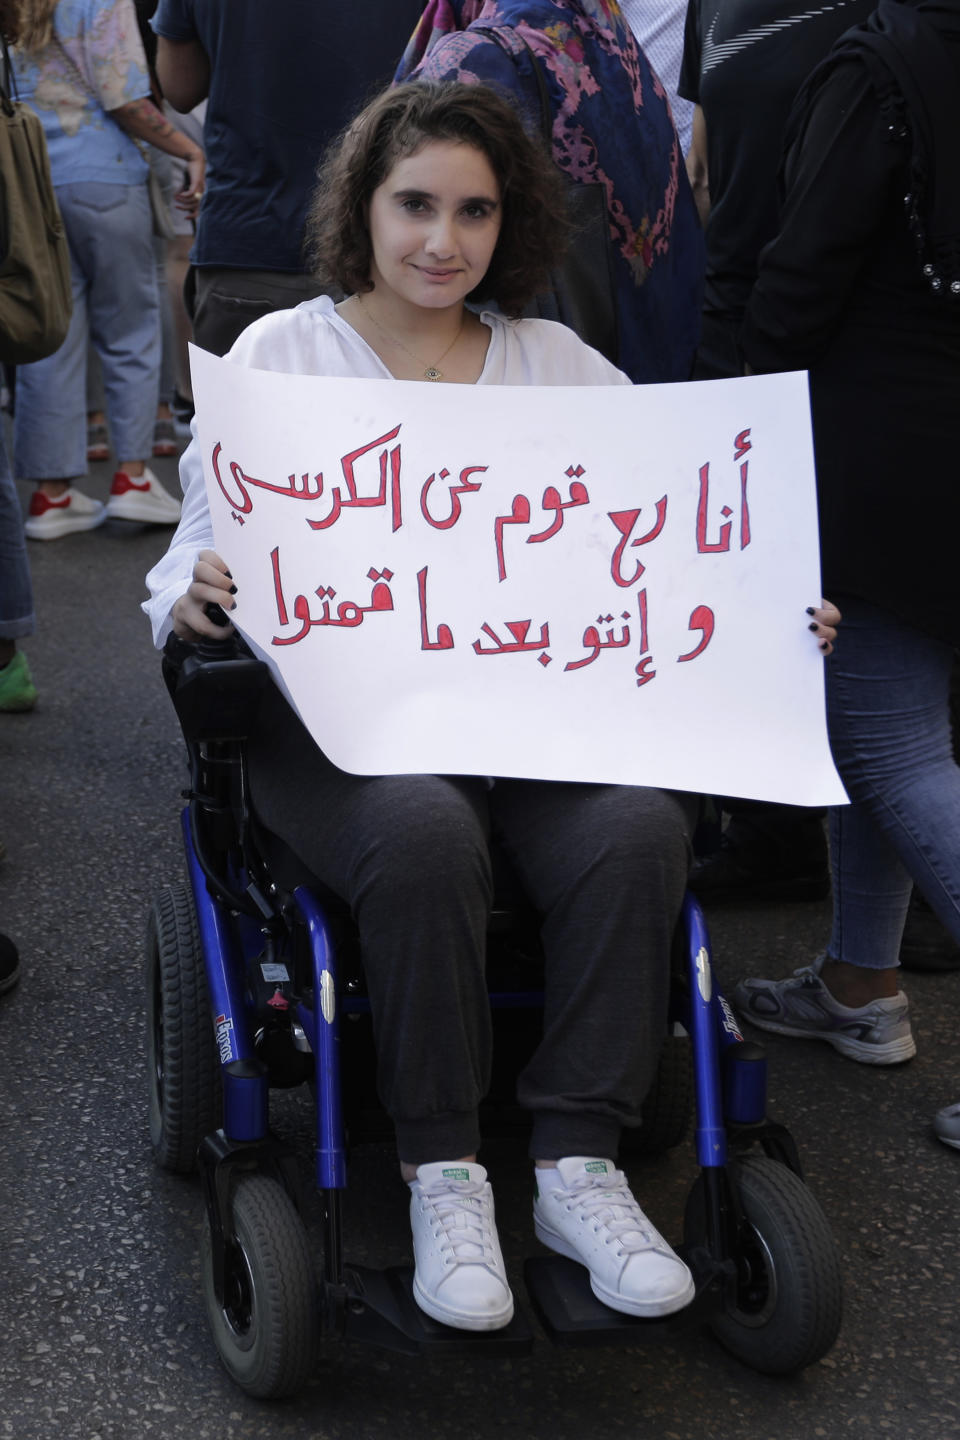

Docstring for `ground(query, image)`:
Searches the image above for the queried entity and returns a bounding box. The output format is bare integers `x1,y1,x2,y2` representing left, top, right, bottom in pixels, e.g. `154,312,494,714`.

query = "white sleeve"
141,308,319,648
142,420,213,648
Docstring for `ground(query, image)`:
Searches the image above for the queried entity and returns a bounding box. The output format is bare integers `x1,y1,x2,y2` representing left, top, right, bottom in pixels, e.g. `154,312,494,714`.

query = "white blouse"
143,296,631,646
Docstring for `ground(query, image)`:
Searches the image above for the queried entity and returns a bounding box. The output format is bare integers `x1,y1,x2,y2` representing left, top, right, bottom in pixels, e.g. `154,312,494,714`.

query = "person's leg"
245,691,513,1331
75,182,180,525
825,597,960,962
820,803,910,1000
85,343,109,461
13,199,104,540
83,182,159,471
0,426,33,643
14,195,89,487
152,217,179,456
490,779,697,1159
246,688,493,1163
734,597,958,1063
901,655,960,972
0,424,37,710
490,778,698,1317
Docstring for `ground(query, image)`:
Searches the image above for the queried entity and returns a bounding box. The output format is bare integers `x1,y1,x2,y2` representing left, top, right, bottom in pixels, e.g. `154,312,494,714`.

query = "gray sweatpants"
247,688,697,1164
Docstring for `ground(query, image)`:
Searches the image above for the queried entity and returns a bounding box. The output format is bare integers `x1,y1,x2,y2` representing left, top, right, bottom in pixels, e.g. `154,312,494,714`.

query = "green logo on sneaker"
442,1167,471,1181
585,1161,609,1174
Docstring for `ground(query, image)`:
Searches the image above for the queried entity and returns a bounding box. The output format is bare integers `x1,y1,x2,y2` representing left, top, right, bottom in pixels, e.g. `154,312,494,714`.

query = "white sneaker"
533,1157,695,1318
105,466,182,524
409,1162,514,1331
25,486,105,540
934,1102,960,1151
733,960,916,1065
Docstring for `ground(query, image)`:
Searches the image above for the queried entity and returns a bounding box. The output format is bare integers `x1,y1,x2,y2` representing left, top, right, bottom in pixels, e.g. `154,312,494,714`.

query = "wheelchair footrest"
523,1254,718,1348
342,1265,534,1356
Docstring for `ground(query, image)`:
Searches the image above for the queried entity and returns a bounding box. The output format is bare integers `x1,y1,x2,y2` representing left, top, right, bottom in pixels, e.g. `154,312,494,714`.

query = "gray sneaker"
732,959,916,1065
934,1104,960,1151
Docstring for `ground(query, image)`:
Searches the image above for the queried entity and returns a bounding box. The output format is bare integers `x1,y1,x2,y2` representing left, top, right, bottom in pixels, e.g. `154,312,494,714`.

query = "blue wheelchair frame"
153,633,839,1383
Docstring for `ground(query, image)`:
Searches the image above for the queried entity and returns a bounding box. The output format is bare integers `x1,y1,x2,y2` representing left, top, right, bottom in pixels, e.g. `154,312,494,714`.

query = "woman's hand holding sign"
172,549,235,642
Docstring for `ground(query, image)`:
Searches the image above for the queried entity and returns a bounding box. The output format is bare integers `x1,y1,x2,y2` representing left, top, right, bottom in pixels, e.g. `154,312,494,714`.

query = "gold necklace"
358,297,465,382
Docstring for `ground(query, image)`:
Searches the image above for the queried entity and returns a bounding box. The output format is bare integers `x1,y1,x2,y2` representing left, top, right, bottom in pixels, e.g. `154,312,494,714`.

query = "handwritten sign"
190,344,846,805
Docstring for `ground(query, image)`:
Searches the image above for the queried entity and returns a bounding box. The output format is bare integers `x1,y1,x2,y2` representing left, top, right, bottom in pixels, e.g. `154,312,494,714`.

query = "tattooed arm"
108,96,205,203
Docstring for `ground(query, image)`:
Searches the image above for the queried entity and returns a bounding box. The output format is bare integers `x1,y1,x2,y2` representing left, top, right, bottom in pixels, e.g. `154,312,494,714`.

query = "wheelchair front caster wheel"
685,1154,843,1375
145,883,221,1173
200,1173,319,1399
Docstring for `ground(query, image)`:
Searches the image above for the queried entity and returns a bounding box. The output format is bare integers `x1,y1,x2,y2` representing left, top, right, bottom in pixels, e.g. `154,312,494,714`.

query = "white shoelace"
419,1178,498,1266
557,1170,661,1255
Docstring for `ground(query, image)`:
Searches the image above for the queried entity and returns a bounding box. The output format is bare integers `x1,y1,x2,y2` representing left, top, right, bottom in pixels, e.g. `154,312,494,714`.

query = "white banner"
191,344,846,805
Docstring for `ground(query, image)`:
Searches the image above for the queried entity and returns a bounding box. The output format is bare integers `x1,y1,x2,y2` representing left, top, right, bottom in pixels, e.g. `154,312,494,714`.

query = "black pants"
247,689,697,1164
183,266,334,358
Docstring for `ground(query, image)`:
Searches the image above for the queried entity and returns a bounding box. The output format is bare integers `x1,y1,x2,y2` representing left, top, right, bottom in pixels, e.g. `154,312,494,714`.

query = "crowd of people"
3,0,960,1337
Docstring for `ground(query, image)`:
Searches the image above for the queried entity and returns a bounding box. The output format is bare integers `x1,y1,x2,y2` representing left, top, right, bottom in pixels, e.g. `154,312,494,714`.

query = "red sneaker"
24,487,105,540
106,466,182,524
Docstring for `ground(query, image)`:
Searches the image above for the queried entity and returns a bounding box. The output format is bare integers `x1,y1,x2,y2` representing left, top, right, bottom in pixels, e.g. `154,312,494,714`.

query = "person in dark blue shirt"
153,0,426,356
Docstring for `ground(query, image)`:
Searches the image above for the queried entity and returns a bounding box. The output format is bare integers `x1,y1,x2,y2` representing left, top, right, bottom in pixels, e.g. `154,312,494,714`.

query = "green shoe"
0,651,37,711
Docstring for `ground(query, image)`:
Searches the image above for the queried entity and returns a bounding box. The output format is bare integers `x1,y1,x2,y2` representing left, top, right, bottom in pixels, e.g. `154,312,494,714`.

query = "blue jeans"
825,596,960,970
87,154,178,413
0,422,33,637
14,183,160,480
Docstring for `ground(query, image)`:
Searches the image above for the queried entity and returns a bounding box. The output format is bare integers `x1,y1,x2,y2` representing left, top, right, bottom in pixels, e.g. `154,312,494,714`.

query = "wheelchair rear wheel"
200,1173,319,1399
145,883,221,1173
684,1153,842,1374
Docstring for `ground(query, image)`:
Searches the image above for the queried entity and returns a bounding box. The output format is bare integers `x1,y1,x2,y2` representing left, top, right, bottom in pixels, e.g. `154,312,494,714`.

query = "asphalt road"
1,448,958,1440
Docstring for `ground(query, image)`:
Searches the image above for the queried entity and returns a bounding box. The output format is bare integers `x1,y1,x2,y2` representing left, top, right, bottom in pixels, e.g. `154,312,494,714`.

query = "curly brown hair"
305,81,571,319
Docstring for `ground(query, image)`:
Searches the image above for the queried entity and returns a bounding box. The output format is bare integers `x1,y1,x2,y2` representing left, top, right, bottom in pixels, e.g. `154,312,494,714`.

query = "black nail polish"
229,584,238,594
820,640,829,651
806,606,816,615
808,621,819,632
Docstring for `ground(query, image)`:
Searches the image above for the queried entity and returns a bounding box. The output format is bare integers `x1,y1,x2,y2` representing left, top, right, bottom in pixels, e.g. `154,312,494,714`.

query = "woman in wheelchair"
145,81,838,1335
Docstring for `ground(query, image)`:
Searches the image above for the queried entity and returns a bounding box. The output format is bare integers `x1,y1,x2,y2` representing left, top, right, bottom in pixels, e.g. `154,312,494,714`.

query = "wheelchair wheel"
622,1033,693,1157
145,883,221,1173
200,1173,318,1399
685,1154,842,1375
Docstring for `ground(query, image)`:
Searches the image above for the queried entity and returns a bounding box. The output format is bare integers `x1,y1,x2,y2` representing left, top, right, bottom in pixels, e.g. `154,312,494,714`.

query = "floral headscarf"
396,0,704,383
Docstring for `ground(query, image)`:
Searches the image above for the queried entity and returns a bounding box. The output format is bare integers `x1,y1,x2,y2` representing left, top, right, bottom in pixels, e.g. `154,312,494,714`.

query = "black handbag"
0,34,72,364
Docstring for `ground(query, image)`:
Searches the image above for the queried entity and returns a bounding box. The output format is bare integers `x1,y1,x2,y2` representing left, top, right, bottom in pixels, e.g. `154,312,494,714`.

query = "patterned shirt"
13,0,150,187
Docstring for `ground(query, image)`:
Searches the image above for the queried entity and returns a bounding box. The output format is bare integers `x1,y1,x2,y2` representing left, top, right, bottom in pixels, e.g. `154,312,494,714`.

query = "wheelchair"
145,627,843,1399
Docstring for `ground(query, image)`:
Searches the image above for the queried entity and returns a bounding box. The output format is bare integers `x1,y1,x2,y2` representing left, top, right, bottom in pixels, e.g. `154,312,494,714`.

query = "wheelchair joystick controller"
168,603,269,741
198,599,235,660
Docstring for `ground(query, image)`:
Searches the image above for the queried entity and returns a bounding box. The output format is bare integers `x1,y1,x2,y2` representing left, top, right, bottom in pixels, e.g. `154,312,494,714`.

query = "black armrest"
162,630,269,741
